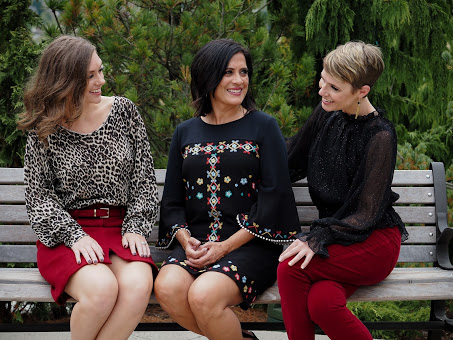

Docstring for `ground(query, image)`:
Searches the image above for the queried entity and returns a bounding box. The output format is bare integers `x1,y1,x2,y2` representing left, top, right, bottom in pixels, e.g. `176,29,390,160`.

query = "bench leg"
427,300,446,340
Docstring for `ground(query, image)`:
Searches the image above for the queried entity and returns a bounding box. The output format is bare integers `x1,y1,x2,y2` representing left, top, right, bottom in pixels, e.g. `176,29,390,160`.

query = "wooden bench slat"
292,187,436,205
0,205,436,226
393,206,436,224
0,225,37,243
391,170,434,186
0,243,438,264
0,245,38,263
398,245,437,262
391,187,435,204
0,205,29,224
0,245,172,264
0,224,440,245
0,168,24,185
2,267,453,303
295,206,436,224
404,226,437,243
292,170,434,187
0,225,160,243
0,185,25,204
0,185,436,207
0,168,434,186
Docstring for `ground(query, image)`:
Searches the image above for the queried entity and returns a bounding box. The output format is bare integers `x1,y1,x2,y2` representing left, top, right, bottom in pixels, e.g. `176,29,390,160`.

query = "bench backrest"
0,163,448,266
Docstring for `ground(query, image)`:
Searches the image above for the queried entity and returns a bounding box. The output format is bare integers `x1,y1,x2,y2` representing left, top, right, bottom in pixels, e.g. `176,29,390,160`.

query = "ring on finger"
141,241,147,245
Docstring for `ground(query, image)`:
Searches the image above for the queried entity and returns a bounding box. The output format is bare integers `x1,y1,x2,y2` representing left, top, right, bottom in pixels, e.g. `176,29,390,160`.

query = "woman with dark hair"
154,39,300,339
277,41,408,339
17,35,159,340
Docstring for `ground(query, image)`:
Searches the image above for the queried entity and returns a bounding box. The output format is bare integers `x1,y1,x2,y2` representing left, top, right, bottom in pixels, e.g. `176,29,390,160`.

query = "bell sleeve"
24,133,87,248
156,125,190,249
299,126,405,256
236,116,301,243
122,102,159,238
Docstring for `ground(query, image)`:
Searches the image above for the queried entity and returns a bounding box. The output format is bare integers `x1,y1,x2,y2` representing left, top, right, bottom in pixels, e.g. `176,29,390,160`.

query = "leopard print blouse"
24,96,158,248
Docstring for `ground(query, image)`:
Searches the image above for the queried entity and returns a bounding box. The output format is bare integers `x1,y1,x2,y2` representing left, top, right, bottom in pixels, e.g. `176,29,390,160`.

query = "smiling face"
211,52,249,110
83,51,105,107
318,69,360,114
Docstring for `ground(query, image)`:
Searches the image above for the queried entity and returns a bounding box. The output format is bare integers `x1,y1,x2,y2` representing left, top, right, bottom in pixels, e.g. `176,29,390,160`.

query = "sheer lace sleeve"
301,127,404,256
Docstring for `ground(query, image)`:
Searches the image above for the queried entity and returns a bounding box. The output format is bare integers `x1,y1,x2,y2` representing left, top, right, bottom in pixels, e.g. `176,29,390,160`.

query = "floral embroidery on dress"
182,140,260,243
236,214,298,243
156,223,189,248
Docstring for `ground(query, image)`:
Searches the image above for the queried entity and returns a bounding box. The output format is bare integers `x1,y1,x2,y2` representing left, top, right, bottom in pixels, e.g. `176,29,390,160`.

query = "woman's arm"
122,101,159,239
236,115,300,244
120,100,158,256
156,125,191,249
25,133,105,264
24,133,87,248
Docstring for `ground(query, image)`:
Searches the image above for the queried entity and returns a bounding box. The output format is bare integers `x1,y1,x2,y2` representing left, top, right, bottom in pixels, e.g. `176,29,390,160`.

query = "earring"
355,100,360,119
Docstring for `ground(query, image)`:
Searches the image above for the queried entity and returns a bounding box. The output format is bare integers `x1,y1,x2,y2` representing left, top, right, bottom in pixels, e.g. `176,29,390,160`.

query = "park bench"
0,162,452,339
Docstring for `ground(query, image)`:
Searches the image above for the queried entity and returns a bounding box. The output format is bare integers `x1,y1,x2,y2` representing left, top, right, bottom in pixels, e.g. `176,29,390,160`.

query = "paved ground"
0,331,337,339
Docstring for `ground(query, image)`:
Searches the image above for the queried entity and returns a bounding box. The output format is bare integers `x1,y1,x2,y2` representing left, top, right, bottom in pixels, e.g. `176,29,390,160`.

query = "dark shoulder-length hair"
17,35,96,143
190,39,256,117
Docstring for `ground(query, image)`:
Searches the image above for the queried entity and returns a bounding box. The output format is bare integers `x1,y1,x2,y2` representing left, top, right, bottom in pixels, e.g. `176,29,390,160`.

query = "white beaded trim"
236,215,293,244
155,225,191,249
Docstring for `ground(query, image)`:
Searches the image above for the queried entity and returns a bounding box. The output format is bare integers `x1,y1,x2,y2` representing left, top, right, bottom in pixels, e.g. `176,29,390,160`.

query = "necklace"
204,107,248,125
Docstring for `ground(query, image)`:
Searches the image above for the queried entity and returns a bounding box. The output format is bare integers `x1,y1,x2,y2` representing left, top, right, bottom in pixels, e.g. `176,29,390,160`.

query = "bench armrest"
437,227,453,269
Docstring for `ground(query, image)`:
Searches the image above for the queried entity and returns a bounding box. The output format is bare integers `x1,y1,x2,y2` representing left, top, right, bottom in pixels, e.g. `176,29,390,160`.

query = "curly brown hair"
17,35,96,142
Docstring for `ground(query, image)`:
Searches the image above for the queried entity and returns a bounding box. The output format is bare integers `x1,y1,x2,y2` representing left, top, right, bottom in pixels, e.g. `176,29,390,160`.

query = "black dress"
287,103,408,256
157,110,300,309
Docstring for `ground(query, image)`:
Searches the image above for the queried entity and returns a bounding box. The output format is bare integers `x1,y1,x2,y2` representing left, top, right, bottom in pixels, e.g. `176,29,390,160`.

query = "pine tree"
38,0,315,166
271,0,453,124
0,0,42,166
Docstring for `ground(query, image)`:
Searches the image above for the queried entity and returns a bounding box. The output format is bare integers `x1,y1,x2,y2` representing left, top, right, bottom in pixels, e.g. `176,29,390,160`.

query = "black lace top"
287,103,408,256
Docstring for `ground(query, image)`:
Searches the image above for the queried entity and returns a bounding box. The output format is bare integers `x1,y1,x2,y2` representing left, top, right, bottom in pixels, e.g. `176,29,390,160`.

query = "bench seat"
0,163,452,338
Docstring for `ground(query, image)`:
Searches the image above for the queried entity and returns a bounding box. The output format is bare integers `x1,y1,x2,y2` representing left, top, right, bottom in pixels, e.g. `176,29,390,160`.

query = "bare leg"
154,264,202,334
188,272,243,340
96,254,154,340
65,264,119,340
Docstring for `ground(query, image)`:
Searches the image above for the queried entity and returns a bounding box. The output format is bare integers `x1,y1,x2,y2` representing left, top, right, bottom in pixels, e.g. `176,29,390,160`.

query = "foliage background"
0,0,452,338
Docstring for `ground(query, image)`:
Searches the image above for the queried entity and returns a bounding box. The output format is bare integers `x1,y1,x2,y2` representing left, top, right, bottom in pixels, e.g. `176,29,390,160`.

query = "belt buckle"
94,207,110,218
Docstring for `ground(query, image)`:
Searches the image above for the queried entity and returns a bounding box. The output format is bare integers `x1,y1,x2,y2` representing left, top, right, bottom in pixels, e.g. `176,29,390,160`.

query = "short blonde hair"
323,41,384,91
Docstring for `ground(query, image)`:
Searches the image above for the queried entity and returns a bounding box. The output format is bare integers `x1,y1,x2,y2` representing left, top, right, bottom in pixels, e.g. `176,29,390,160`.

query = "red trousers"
277,226,401,340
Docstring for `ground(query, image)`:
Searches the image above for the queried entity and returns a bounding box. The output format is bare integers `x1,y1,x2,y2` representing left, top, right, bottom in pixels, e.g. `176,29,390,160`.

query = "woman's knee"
117,266,153,304
277,259,309,289
187,284,218,318
277,259,291,280
154,268,189,308
187,274,238,319
71,267,119,312
307,281,346,323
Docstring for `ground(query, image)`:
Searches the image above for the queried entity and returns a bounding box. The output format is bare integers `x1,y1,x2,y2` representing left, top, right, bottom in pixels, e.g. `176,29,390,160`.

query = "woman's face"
83,51,105,106
211,52,249,109
318,69,360,114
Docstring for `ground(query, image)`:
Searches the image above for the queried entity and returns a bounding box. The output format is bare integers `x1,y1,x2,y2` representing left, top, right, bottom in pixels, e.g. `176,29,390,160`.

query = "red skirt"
36,205,158,305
